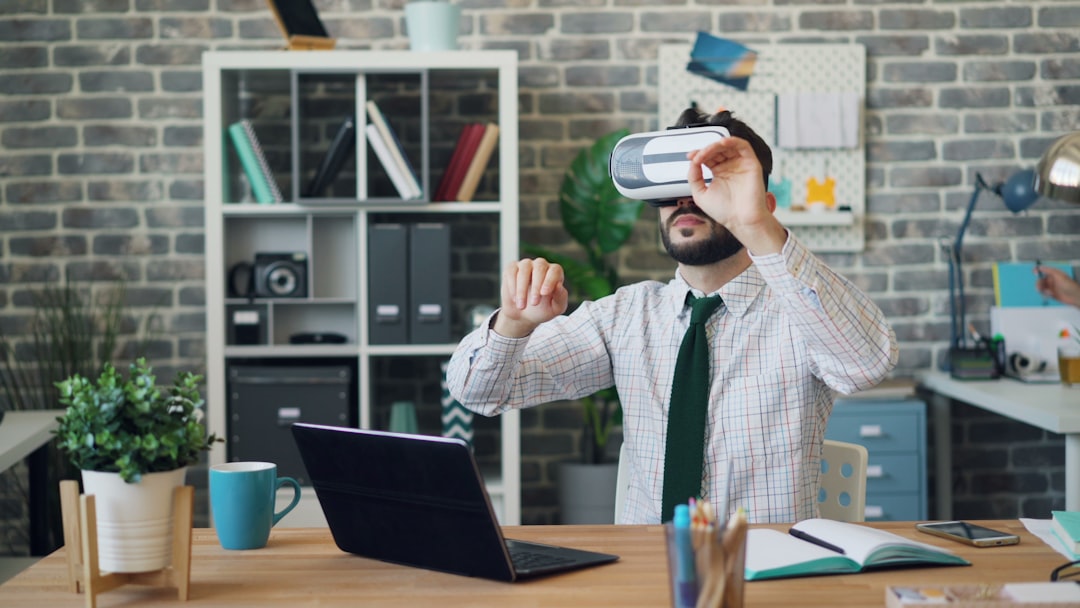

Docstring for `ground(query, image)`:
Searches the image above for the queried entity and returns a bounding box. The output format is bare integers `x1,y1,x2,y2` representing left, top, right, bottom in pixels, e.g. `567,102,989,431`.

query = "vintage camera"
252,252,308,298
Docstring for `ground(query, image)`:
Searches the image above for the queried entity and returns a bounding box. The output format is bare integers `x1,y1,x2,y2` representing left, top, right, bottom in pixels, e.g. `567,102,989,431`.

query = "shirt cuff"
481,308,532,359
748,232,818,295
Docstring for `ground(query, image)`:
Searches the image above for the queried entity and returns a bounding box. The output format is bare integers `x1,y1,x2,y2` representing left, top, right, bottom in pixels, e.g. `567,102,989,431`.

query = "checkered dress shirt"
447,234,898,524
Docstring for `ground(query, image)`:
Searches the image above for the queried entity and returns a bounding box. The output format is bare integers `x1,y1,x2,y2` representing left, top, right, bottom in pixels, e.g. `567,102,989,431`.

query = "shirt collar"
669,265,766,319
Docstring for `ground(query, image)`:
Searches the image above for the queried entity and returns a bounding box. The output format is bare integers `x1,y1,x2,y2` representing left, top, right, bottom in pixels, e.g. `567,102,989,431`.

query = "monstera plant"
525,128,644,464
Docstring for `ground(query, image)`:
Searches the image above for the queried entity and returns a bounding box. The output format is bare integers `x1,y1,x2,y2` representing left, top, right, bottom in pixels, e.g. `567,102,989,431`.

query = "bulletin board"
659,43,866,252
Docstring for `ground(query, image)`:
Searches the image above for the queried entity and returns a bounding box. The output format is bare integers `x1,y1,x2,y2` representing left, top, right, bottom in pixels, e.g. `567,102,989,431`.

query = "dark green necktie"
662,293,723,523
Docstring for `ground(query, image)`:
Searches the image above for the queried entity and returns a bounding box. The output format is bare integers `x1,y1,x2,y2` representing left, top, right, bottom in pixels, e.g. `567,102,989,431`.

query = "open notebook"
291,423,618,582
745,519,970,581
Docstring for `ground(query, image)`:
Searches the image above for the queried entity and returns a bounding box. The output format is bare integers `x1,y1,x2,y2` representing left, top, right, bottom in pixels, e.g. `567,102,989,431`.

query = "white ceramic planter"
81,467,187,573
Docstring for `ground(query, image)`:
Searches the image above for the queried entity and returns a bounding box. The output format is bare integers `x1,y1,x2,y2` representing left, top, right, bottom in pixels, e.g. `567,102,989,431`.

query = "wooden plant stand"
59,480,193,608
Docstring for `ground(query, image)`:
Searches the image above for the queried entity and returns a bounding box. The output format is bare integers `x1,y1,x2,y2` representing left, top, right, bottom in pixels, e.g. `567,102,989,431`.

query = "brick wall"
1,1,1079,538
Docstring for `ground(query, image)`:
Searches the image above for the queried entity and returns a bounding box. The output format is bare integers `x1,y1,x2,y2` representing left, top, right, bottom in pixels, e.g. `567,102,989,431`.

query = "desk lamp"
946,131,1080,370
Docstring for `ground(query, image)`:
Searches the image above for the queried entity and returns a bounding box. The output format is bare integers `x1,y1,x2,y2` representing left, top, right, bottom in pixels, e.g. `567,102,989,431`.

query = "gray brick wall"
1,1,1078,537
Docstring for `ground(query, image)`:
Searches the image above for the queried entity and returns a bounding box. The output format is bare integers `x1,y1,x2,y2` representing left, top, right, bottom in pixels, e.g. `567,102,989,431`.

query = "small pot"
81,467,187,573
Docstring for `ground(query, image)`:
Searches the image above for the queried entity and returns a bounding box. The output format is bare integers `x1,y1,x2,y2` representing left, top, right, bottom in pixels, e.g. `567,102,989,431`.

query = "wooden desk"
0,521,1067,607
917,370,1080,517
0,410,62,555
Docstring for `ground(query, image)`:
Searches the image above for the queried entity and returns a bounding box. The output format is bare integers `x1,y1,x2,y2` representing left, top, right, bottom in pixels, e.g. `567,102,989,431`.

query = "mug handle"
272,477,302,526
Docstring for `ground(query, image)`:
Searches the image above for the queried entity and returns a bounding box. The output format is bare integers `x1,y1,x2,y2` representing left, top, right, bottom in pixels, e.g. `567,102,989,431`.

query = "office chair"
613,442,630,524
818,439,869,522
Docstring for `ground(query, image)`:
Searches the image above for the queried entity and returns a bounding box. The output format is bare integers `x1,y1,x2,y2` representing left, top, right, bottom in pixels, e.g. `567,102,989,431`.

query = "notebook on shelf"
291,423,619,582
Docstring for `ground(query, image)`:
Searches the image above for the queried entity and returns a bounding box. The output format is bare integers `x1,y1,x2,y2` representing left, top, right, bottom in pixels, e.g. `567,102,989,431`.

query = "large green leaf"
558,129,643,256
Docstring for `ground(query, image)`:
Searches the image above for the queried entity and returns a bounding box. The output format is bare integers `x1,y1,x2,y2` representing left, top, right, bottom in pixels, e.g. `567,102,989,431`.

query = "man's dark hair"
672,106,772,189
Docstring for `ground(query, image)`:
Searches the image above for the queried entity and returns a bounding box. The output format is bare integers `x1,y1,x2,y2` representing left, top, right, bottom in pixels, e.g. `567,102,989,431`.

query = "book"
304,115,356,198
744,519,969,581
455,122,499,202
227,120,283,204
366,100,421,199
365,123,418,200
887,583,1080,607
1051,510,1080,555
435,122,484,201
993,261,1072,308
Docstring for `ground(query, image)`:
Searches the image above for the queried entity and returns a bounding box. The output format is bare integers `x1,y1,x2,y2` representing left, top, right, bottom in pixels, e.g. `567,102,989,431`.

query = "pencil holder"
664,515,747,608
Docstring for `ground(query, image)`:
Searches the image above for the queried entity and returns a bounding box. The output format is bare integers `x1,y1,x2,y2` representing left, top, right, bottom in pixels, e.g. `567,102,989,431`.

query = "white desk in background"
0,410,62,555
916,370,1080,518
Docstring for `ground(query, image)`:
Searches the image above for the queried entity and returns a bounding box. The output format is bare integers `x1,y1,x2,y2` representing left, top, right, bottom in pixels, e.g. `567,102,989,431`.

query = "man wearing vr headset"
447,107,897,525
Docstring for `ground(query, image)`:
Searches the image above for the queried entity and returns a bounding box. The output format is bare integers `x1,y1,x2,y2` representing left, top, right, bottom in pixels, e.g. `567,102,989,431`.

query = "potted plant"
525,129,644,522
54,357,219,573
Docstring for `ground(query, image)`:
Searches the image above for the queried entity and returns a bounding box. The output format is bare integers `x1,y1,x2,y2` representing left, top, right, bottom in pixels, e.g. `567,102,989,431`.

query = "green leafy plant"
524,129,644,464
55,358,220,484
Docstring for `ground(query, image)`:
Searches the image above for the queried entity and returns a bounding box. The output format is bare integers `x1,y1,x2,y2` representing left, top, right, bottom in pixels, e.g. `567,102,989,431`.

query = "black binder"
367,223,409,344
304,115,356,198
408,222,451,344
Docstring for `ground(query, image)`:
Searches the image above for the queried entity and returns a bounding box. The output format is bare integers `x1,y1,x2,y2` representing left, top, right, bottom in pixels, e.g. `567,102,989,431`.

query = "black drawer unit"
227,363,353,485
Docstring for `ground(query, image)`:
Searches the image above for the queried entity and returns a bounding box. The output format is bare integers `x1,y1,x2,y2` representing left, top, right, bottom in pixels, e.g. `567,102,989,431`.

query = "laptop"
291,423,619,581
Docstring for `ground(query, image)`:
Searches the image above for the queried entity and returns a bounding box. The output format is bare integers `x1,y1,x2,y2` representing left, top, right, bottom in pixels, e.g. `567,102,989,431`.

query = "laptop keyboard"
508,548,576,572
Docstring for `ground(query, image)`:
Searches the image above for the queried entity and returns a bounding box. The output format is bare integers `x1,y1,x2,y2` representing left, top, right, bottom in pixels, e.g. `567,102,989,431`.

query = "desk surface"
0,410,61,473
0,521,1067,607
918,370,1080,434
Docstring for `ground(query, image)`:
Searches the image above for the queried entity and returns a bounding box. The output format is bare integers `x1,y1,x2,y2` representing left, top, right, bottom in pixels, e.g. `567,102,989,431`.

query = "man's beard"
660,210,745,266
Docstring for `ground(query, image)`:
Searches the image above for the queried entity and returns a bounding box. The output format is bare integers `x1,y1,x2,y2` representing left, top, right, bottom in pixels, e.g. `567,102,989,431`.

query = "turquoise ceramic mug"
210,462,301,550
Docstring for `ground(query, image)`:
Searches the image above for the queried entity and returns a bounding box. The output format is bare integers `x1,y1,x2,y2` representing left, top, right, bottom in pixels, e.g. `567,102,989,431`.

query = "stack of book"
364,101,421,200
434,121,499,202
1051,510,1080,557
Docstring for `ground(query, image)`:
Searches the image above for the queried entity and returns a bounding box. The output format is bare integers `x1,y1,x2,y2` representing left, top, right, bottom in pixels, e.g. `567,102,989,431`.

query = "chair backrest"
613,442,629,524
818,439,868,522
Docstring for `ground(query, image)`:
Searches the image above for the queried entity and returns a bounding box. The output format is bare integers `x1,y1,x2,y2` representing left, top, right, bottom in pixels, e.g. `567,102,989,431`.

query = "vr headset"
609,125,729,206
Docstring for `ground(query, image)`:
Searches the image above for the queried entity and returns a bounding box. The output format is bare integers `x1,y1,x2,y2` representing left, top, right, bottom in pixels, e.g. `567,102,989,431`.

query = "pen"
1036,260,1049,305
967,323,982,344
789,528,846,555
673,504,698,608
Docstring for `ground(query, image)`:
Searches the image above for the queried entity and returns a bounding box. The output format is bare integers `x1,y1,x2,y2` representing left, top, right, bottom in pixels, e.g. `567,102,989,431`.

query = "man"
447,107,898,524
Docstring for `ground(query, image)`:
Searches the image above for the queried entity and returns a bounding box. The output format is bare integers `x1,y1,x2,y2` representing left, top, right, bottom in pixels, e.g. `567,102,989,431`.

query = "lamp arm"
949,174,989,351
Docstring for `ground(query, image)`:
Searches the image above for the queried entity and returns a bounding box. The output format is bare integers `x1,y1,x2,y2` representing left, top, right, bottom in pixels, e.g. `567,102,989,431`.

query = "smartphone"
915,521,1020,547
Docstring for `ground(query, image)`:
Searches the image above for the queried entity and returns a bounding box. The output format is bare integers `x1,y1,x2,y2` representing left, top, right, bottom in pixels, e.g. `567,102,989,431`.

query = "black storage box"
227,363,353,485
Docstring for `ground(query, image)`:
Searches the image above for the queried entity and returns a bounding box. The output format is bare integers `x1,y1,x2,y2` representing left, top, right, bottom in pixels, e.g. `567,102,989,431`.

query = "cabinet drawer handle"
864,505,884,519
866,464,884,478
859,424,883,438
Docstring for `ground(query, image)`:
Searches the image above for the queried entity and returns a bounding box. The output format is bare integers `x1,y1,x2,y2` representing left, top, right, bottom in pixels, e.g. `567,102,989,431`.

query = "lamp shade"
998,168,1040,213
1035,131,1080,204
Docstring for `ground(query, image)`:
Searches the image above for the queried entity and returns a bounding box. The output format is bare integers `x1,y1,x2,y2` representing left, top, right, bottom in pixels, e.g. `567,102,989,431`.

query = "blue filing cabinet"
825,398,927,521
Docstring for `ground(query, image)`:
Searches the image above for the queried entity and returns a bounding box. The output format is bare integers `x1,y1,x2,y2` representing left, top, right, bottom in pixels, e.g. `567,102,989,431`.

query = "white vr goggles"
608,125,729,206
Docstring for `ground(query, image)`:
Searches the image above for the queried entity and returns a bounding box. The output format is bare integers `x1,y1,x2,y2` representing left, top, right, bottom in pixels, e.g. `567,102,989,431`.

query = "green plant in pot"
525,129,644,466
54,357,219,573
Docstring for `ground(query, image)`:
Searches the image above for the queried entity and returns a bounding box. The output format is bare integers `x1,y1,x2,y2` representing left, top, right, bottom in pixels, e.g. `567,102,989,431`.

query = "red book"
435,123,484,202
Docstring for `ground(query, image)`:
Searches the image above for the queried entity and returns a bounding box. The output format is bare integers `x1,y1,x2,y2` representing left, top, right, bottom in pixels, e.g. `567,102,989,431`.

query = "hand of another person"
493,258,568,338
1036,265,1080,308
